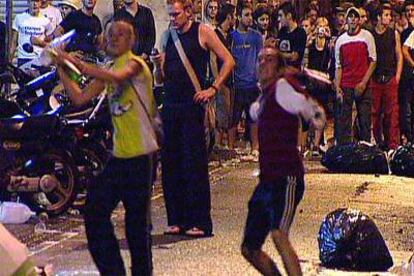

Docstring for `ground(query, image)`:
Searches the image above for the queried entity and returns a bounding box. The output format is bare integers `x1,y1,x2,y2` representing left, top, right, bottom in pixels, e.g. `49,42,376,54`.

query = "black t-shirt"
308,39,331,73
278,26,307,68
60,10,102,54
0,21,6,71
115,5,156,56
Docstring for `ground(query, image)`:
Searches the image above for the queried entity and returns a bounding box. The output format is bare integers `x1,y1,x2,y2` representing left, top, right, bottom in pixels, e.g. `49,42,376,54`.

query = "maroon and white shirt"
335,29,377,88
250,77,325,182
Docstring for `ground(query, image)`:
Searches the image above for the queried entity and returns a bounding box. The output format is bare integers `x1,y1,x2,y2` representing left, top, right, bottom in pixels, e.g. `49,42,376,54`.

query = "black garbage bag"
389,145,414,177
318,208,393,271
321,142,389,174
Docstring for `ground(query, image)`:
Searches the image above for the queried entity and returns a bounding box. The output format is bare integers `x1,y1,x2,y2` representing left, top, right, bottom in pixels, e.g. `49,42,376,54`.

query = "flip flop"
163,226,183,235
185,227,213,238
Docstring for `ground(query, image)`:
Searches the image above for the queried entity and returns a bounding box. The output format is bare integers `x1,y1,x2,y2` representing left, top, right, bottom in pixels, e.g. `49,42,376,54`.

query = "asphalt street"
9,159,414,275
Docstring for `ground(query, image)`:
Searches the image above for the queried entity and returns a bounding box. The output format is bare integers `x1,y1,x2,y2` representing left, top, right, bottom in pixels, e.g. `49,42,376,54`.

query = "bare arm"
395,31,403,83
334,66,343,98
65,52,143,85
194,24,235,103
280,51,299,62
30,35,52,48
57,66,105,107
52,25,65,38
151,30,169,85
9,31,18,62
201,24,235,90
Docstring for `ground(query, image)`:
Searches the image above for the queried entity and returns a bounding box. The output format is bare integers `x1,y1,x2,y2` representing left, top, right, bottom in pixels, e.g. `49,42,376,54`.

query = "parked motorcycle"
0,56,111,215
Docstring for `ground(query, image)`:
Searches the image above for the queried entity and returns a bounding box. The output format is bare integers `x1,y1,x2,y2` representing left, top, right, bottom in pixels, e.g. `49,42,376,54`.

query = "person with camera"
304,16,332,156
334,7,376,145
371,4,402,151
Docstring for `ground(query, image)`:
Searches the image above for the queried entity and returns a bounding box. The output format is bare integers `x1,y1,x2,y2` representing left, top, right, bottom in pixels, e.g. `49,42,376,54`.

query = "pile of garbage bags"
318,208,393,271
321,142,389,174
389,145,414,177
321,142,414,176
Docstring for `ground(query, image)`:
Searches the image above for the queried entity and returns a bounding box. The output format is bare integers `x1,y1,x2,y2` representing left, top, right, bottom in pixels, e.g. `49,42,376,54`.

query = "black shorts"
233,86,260,125
242,175,305,250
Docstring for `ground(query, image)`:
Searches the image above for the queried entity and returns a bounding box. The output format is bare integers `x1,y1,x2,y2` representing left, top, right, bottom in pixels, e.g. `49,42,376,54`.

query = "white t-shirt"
40,5,63,32
404,30,414,49
12,12,53,59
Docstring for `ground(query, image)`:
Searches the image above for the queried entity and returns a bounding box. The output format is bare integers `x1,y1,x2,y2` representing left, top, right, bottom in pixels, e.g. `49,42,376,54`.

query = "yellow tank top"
107,50,158,158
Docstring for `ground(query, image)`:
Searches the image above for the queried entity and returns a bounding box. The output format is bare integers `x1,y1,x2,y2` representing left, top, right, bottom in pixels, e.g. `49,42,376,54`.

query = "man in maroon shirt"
240,45,325,275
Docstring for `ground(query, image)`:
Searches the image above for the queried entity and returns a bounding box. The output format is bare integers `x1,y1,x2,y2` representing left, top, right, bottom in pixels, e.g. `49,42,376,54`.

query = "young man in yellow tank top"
53,17,157,275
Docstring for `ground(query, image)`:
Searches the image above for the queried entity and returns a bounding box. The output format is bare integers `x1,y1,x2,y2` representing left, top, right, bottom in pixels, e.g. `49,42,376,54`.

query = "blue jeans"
84,155,153,276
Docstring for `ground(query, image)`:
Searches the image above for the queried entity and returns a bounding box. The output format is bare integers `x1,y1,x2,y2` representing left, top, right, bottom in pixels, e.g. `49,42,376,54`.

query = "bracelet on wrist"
211,84,219,93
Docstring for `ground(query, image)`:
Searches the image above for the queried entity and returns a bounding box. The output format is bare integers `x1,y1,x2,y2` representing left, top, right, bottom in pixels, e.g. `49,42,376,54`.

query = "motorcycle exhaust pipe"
7,175,58,193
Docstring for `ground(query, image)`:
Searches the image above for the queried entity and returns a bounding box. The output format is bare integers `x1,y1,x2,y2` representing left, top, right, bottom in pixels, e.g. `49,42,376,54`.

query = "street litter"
0,201,35,224
318,208,393,272
321,142,389,174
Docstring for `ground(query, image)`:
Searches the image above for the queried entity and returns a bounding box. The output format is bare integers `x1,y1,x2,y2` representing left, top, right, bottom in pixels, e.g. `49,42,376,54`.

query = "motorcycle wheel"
25,149,78,216
79,141,109,186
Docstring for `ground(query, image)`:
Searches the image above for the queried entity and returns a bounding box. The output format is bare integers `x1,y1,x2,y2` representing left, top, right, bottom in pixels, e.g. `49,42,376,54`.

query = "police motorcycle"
0,33,111,215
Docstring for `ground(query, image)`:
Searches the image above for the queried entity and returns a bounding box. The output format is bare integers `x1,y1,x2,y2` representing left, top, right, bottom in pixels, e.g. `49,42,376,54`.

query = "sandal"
185,227,212,238
163,225,183,235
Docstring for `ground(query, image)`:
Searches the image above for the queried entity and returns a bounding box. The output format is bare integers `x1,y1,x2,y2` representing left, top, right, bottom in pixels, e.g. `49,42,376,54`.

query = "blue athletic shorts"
242,175,305,250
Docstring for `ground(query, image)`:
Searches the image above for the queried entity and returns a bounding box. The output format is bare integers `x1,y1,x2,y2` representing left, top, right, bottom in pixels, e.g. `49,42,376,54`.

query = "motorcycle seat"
0,114,60,139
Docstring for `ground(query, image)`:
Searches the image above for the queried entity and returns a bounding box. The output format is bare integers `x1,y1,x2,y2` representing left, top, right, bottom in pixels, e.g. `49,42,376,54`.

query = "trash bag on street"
321,142,389,174
389,145,414,177
318,208,393,271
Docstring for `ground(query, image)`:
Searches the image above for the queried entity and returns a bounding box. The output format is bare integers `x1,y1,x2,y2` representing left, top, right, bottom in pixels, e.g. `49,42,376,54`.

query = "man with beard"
228,3,262,155
53,0,103,54
334,7,376,144
277,1,307,68
114,0,156,61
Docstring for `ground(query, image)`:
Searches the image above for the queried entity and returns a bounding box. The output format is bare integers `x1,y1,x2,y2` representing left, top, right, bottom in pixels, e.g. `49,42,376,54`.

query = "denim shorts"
242,175,305,250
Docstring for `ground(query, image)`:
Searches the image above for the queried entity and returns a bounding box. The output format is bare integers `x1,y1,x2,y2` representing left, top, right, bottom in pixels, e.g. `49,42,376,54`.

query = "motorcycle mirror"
23,43,34,53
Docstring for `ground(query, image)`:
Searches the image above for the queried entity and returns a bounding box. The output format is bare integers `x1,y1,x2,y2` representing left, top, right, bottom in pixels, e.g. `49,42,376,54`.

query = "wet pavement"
4,153,414,275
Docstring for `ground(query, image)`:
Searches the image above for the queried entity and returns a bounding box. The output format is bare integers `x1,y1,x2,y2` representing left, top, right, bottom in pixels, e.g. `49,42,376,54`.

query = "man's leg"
161,107,186,228
250,123,259,152
241,182,281,275
384,78,400,149
241,245,281,276
371,80,384,145
271,230,302,276
84,159,124,275
336,89,354,144
356,88,372,143
120,156,153,276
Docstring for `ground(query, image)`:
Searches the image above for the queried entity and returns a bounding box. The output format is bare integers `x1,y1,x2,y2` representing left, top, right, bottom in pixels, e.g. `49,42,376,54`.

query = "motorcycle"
0,55,111,215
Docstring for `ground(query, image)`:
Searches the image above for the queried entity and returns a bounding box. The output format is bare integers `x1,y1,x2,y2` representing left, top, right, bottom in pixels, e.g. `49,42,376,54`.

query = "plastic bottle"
0,202,36,224
39,30,77,66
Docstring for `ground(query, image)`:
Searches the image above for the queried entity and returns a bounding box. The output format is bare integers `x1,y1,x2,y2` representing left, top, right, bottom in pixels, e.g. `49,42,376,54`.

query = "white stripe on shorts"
280,176,297,232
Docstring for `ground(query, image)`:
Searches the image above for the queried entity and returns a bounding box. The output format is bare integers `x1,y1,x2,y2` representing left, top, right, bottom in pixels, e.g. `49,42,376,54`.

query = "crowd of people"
2,0,414,275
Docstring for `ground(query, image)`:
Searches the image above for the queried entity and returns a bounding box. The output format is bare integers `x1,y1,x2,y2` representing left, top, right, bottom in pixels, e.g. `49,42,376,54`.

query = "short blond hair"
166,0,193,8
